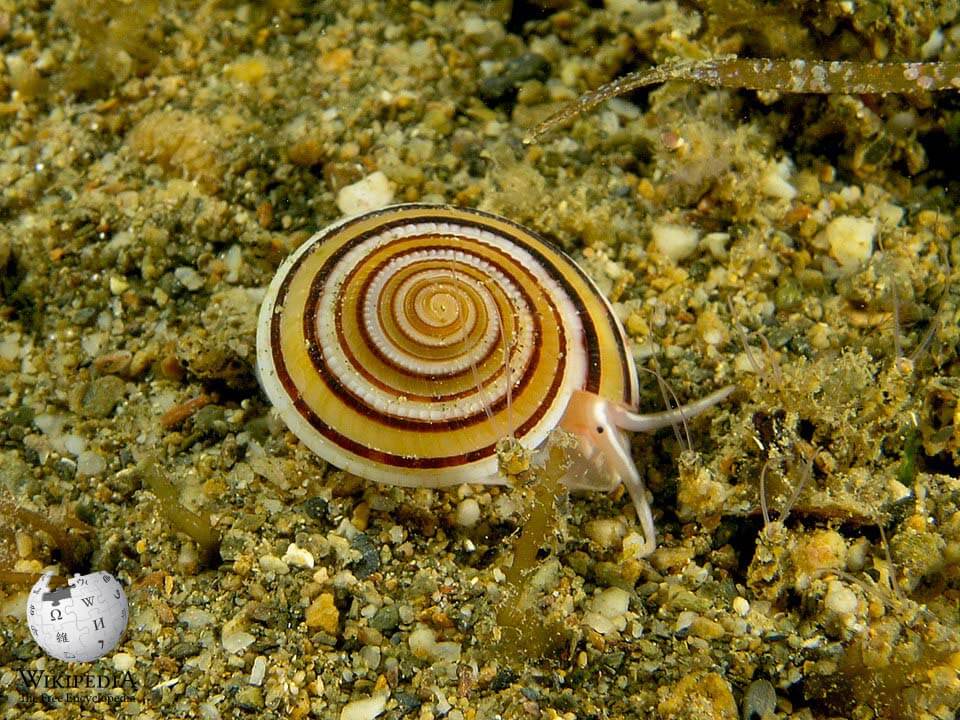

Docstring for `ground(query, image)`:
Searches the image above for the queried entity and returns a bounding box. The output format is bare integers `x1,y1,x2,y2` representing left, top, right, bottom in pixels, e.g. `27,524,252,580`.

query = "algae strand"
525,58,960,143
138,458,221,567
495,435,573,660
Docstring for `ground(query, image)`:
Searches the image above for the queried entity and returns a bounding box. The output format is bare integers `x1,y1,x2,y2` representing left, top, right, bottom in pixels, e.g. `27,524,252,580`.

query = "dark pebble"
234,686,264,710
490,666,517,691
168,641,202,659
394,690,422,714
301,496,329,521
350,532,380,579
369,604,400,632
478,52,550,104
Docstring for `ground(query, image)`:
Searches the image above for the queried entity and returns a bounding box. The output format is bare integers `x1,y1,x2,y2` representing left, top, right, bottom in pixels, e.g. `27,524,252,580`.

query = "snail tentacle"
608,385,736,433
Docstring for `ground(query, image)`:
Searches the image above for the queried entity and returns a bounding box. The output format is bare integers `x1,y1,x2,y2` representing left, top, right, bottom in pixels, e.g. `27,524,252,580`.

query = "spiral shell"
256,204,638,488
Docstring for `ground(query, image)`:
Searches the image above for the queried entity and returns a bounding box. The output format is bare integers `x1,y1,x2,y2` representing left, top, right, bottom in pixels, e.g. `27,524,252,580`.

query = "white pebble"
62,434,86,456
585,518,626,549
336,171,394,216
760,160,797,200
583,612,617,635
824,215,876,271
620,532,646,562
407,623,461,663
180,607,216,628
282,542,315,569
222,616,256,654
461,16,487,35
34,413,65,435
258,554,289,575
112,652,135,671
0,332,20,361
408,624,437,659
824,580,858,617
223,244,243,283
174,266,204,291
81,331,105,358
876,202,904,227
360,645,381,670
732,596,750,617
921,28,944,59
455,498,480,528
76,451,106,477
221,628,255,654
651,222,699,262
675,610,697,634
431,640,462,662
249,655,267,686
340,694,387,720
591,587,630,619
702,232,729,260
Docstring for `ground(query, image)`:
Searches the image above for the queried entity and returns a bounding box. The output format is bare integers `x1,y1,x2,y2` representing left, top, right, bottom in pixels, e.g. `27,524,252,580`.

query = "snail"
256,204,733,556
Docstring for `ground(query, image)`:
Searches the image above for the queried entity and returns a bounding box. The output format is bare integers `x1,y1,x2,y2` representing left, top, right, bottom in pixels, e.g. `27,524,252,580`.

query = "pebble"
584,518,626,549
824,215,875,270
591,587,630,620
690,616,726,640
340,694,387,720
369,604,400,632
81,375,126,418
221,616,255,654
235,686,264,710
62,434,85,456
651,222,699,262
359,645,381,670
658,672,738,720
350,533,380,579
305,593,339,635
93,350,132,376
824,580,858,617
336,171,394,216
112,652,135,672
76,450,106,477
169,641,202,659
741,679,777,720
760,159,797,200
674,611,697,636
179,607,215,628
732,596,750,617
249,655,267,686
455,498,480,527
282,542,315,569
477,52,550,103
174,266,204,291
584,612,616,635
408,624,461,663
259,554,289,575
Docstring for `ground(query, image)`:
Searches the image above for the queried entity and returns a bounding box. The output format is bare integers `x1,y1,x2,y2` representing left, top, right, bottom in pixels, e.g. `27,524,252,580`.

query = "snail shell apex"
256,204,639,488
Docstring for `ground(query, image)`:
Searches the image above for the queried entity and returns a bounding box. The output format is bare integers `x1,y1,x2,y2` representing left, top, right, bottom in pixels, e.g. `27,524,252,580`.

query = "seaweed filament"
524,58,960,143
138,458,221,567
0,487,92,588
494,435,573,660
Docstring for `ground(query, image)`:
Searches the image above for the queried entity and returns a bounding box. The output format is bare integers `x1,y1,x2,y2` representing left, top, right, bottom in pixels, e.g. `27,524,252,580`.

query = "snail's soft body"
256,204,732,555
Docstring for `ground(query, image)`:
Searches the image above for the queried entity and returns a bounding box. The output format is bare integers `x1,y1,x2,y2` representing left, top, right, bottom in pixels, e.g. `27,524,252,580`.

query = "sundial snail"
256,204,734,556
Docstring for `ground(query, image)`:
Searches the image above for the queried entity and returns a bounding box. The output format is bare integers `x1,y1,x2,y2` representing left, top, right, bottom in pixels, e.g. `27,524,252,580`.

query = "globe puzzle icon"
27,571,128,662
